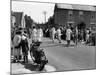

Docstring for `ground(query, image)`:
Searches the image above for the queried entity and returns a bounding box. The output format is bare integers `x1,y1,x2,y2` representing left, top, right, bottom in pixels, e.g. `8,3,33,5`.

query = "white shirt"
37,28,43,42
86,30,89,34
31,28,37,41
66,29,72,40
56,29,61,36
51,27,56,35
37,28,43,37
22,35,27,40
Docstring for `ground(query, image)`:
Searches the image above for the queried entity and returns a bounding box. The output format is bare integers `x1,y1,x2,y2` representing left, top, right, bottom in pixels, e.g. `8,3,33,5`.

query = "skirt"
12,47,21,56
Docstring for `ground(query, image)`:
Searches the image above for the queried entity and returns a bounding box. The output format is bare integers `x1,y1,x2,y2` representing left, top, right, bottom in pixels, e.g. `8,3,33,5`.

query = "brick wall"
54,9,96,30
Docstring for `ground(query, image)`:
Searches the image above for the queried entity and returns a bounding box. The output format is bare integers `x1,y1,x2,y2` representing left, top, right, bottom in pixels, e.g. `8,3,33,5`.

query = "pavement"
11,37,96,74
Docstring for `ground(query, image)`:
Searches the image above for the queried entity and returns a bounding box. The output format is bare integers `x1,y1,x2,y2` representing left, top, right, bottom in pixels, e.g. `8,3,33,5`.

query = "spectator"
21,32,29,63
75,27,78,45
56,27,62,43
31,26,37,42
37,27,43,43
50,27,56,43
45,28,49,37
66,27,72,46
12,30,22,63
86,28,90,44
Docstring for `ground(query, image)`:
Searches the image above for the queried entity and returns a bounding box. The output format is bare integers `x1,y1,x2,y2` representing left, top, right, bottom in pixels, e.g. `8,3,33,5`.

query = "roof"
12,12,23,26
55,3,96,11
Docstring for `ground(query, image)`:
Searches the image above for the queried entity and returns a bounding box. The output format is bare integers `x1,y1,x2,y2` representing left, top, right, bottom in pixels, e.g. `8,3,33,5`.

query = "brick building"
54,3,96,30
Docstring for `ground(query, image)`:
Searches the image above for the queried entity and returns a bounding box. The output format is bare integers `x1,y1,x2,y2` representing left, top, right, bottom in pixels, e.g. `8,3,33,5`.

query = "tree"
47,15,55,28
24,15,33,29
77,22,86,30
24,15,34,38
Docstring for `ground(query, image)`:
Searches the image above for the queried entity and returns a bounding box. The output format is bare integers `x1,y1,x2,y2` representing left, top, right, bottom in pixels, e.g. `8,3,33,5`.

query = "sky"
12,0,96,23
12,1,55,23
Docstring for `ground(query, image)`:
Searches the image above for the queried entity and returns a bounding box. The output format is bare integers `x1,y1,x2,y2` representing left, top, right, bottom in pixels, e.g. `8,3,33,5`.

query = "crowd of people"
31,26,43,43
44,25,95,46
11,24,95,63
11,26,44,63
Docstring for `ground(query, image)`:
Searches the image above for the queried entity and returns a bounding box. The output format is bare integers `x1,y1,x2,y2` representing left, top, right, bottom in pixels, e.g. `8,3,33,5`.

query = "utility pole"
43,11,47,23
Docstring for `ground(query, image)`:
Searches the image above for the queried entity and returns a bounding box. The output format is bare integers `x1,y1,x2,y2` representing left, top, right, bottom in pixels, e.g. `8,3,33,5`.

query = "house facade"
11,11,25,28
54,3,96,30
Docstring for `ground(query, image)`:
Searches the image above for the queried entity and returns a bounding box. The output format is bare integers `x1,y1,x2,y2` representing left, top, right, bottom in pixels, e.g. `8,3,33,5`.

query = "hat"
22,32,27,37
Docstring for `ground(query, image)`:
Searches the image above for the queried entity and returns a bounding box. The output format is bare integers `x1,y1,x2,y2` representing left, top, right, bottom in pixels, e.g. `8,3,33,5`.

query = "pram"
30,41,48,71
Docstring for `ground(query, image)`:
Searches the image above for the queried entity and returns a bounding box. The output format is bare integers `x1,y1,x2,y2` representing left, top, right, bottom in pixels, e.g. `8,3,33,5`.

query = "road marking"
44,65,56,72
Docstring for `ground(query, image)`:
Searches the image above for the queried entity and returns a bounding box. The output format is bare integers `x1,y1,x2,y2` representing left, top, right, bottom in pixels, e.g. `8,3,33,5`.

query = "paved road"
40,38,96,71
11,38,96,74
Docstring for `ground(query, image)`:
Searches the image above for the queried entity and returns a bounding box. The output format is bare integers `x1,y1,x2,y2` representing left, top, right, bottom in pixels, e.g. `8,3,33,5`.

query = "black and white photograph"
11,0,96,74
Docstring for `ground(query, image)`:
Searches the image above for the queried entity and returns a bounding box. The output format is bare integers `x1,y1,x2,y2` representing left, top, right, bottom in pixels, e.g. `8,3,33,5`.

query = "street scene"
11,0,96,75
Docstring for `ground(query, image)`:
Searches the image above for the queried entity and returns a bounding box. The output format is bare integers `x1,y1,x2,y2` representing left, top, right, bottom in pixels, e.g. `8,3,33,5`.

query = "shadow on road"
40,44,60,48
43,41,53,44
40,43,76,48
21,63,39,71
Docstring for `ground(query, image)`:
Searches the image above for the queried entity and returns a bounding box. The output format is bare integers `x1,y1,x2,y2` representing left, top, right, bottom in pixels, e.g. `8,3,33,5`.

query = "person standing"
21,32,29,63
75,27,78,45
51,27,56,43
37,27,43,43
66,27,72,46
31,26,37,42
86,28,90,44
56,27,62,43
45,28,49,37
12,31,22,63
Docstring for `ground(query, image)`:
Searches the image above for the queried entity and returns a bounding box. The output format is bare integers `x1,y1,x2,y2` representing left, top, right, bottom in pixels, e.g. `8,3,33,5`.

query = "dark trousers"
67,40,70,46
23,55,28,63
22,52,28,63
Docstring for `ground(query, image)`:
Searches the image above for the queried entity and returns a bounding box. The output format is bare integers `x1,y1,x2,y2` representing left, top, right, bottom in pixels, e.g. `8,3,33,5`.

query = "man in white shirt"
51,27,56,43
31,26,37,42
37,27,43,42
66,27,72,46
21,31,29,63
56,27,62,43
86,28,90,44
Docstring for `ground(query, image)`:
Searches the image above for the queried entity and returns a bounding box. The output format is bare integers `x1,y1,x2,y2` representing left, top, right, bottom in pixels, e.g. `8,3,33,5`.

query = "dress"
13,34,21,56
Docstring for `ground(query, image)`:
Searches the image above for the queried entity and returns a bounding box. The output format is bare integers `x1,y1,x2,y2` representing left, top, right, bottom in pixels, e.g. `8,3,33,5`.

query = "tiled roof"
55,3,96,11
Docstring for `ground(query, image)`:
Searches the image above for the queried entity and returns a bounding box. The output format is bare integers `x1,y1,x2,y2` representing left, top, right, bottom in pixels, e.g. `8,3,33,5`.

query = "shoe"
12,60,16,63
59,42,61,43
17,60,20,63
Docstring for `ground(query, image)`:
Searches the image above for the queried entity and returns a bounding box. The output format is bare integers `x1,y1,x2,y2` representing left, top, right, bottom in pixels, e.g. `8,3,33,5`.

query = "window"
79,11,83,15
11,16,16,24
91,15,94,19
68,10,73,16
69,14,72,17
79,11,84,21
11,16,16,27
68,10,73,19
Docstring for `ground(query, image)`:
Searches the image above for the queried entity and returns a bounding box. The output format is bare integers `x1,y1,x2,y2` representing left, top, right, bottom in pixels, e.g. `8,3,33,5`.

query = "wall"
54,8,96,30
